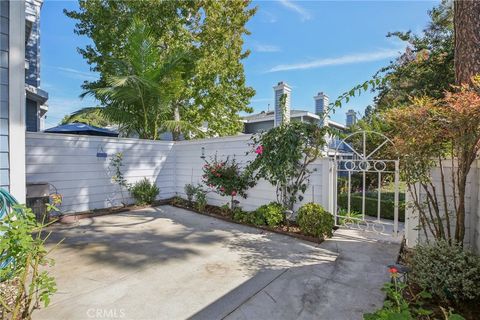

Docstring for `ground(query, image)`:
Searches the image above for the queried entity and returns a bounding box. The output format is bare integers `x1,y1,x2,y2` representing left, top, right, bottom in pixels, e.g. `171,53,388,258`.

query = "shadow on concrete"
44,206,227,270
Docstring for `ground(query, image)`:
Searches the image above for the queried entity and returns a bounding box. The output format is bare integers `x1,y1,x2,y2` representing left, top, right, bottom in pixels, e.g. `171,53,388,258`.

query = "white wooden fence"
26,132,330,214
405,159,480,253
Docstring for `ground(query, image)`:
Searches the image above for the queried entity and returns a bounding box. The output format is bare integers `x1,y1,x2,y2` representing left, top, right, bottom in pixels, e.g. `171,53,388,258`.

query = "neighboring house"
25,0,47,132
242,82,357,155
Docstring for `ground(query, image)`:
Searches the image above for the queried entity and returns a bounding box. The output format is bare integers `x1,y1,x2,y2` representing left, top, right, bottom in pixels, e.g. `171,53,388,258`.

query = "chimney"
273,81,291,126
314,92,329,127
346,109,357,127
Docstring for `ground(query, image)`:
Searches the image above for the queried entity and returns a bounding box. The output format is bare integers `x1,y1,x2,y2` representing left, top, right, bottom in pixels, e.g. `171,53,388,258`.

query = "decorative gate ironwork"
331,130,400,236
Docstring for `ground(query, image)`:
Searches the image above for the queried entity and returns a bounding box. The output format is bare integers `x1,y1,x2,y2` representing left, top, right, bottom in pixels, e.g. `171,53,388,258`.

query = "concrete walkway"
35,205,401,320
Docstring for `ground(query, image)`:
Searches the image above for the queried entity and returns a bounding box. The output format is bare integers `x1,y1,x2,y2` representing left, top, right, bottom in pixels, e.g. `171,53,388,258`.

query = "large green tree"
373,1,454,112
65,0,256,139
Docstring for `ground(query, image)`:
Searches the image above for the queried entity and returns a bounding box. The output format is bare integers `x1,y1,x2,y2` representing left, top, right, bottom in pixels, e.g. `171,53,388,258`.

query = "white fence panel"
26,133,331,217
26,132,175,213
405,159,480,253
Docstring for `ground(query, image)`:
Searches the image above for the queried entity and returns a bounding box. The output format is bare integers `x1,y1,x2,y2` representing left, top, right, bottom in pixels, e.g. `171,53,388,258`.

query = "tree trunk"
172,104,181,141
454,0,480,85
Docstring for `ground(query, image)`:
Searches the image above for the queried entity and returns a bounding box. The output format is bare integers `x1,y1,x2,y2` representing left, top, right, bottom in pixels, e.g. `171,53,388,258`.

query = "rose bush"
202,156,255,209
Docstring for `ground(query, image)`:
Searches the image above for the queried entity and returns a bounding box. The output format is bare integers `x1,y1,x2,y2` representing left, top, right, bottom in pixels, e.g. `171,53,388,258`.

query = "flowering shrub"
247,122,326,210
202,156,255,208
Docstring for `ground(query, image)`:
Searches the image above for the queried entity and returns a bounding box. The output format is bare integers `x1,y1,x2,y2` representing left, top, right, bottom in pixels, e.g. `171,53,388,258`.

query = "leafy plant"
410,240,480,302
194,188,207,212
66,1,256,138
232,208,265,226
184,184,202,206
109,152,129,206
296,203,334,238
129,178,159,205
0,205,58,319
247,122,326,210
255,202,285,227
203,156,255,209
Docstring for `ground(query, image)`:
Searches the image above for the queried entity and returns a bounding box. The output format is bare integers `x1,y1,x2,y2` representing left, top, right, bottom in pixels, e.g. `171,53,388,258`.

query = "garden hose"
0,187,22,273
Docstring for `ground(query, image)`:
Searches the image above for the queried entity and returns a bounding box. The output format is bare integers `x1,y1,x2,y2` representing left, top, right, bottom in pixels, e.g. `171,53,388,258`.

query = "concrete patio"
35,205,401,320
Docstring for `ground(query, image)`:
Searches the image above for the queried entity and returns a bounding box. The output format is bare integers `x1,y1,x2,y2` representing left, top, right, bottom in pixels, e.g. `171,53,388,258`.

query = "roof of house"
242,109,347,130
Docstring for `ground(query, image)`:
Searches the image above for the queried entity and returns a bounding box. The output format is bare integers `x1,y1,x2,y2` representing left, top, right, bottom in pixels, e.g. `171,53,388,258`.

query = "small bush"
184,184,198,204
410,240,480,302
233,208,265,226
296,203,334,238
194,188,207,211
256,202,285,227
129,178,159,205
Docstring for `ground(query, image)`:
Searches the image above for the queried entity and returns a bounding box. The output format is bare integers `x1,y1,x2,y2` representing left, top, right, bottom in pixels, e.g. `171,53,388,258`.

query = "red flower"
220,186,225,192
388,267,398,274
255,145,263,155
231,190,237,197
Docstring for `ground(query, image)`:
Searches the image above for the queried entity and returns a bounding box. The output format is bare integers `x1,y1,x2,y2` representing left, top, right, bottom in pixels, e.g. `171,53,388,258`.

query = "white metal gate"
331,130,400,236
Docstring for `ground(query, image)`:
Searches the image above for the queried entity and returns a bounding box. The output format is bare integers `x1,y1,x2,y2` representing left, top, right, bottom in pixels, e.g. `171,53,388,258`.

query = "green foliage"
410,240,480,302
65,0,256,138
194,188,207,212
337,193,405,222
129,178,159,205
0,205,57,318
60,106,112,128
296,203,334,238
255,202,285,227
109,152,128,206
184,184,202,204
232,208,265,226
373,1,453,113
82,19,199,140
247,122,326,210
203,156,255,209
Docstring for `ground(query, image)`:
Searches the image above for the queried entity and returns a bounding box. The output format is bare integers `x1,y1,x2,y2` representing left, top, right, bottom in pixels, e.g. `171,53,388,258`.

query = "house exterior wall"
4,0,26,202
0,0,9,190
243,120,274,134
25,133,331,214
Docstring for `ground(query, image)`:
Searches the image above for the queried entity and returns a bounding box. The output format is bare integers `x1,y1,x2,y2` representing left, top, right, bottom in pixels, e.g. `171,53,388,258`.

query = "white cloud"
267,49,400,73
278,0,311,21
254,44,281,53
55,66,99,81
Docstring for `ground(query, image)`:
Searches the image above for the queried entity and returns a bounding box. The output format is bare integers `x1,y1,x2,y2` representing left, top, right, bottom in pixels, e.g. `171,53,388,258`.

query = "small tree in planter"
247,121,327,212
202,156,254,210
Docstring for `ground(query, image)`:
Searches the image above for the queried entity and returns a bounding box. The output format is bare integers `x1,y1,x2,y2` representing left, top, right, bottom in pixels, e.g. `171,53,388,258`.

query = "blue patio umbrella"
45,123,119,137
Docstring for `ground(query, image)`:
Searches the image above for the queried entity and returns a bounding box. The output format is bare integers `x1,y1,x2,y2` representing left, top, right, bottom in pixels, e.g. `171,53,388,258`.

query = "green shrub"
194,188,207,211
233,208,265,226
255,202,285,227
296,203,334,238
184,184,199,204
129,178,159,205
410,240,480,302
337,193,405,222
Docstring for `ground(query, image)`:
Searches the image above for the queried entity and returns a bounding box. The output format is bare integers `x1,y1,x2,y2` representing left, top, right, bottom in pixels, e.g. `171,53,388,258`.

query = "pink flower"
255,145,263,155
231,190,237,197
220,186,225,192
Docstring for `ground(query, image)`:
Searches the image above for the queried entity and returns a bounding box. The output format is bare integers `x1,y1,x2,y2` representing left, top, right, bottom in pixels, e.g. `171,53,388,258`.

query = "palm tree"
82,18,202,140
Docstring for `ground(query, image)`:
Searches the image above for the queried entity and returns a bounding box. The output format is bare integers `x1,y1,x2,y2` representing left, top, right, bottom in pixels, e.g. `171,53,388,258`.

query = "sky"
40,0,438,128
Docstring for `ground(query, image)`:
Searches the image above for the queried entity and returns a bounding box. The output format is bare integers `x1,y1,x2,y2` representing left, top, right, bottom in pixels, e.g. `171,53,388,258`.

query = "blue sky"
41,0,437,128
